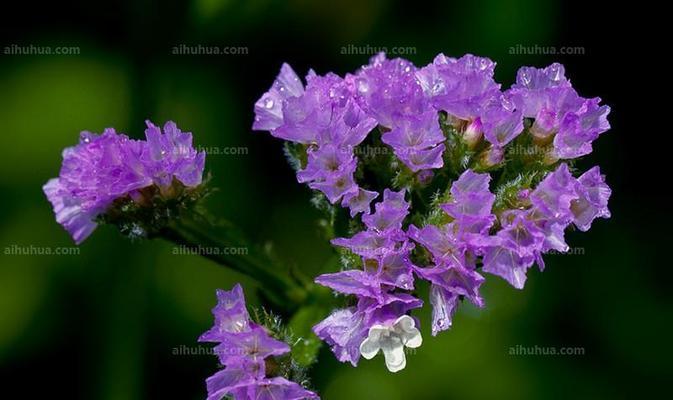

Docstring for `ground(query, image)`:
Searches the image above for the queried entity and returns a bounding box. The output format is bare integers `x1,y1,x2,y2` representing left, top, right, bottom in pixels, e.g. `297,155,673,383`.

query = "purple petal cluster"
482,163,611,288
200,285,318,400
43,121,206,244
313,190,423,368
253,63,378,215
254,54,610,217
407,170,494,335
506,63,611,159
404,165,610,333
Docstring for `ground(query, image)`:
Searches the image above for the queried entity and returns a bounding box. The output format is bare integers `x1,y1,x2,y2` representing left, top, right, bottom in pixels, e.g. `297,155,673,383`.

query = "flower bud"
463,118,483,149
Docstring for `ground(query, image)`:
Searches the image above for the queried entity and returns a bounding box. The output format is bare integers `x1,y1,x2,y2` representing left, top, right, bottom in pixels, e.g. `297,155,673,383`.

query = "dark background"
1,1,669,399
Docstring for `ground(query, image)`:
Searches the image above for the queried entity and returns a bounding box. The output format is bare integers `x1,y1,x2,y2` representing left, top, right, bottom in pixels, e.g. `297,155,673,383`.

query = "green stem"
159,216,309,314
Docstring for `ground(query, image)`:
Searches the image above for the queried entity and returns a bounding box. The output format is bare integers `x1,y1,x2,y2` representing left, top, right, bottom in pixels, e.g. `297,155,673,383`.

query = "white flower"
359,315,422,372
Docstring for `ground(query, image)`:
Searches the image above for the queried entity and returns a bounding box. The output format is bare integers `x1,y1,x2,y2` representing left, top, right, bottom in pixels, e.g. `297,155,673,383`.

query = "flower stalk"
159,215,310,314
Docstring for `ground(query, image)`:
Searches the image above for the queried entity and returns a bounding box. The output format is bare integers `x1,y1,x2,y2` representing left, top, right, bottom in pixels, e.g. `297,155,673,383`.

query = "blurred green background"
1,0,668,399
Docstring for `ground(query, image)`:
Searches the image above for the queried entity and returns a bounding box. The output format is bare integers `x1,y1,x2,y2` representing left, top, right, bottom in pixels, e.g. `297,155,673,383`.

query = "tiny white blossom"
359,315,422,372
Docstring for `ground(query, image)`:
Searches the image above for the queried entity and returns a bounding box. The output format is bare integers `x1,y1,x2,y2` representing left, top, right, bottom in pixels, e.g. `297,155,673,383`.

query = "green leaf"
287,305,326,367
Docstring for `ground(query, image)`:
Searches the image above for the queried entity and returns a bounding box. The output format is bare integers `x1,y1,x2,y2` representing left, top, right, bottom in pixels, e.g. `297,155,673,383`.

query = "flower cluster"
253,64,378,216
481,163,611,289
253,54,609,215
254,53,612,372
506,63,610,159
313,190,423,372
199,284,318,400
43,121,206,244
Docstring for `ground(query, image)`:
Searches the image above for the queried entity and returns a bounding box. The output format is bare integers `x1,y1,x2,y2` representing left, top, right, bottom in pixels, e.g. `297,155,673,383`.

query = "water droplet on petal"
549,64,562,81
264,98,274,109
357,79,369,94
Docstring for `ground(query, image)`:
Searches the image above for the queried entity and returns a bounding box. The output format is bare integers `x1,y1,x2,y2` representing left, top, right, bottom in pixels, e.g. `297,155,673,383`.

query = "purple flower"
417,170,498,245
296,144,354,184
307,158,358,203
480,95,524,147
317,102,378,148
481,166,574,288
312,307,368,366
43,122,205,244
361,189,410,233
496,210,546,258
270,77,335,144
376,244,416,290
416,262,485,336
397,144,446,172
315,269,382,299
200,284,251,342
440,169,496,232
208,374,318,400
483,163,611,289
352,53,427,128
245,377,319,400
381,111,446,171
205,359,265,400
405,169,497,332
251,54,613,360
553,98,611,159
42,179,102,245
571,166,611,231
482,244,535,289
416,53,500,120
407,224,467,266
481,211,550,289
431,283,468,333
342,188,378,217
331,230,400,259
142,121,206,188
253,64,381,216
529,163,579,221
200,285,319,400
314,293,423,369
507,63,572,118
214,326,290,364
407,222,487,333
507,63,610,159
315,189,423,371
253,63,305,132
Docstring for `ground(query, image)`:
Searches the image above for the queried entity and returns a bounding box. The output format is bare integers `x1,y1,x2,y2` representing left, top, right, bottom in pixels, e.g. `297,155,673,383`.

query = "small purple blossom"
529,163,579,222
416,53,500,121
507,63,610,159
381,111,446,171
252,63,304,132
480,95,524,147
199,285,251,342
571,166,612,231
553,98,611,159
440,169,496,233
352,53,427,128
200,284,318,400
43,121,206,244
